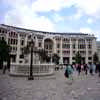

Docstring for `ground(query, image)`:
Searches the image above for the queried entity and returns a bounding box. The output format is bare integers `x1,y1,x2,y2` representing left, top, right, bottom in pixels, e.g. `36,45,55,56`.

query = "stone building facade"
0,24,97,65
96,41,100,62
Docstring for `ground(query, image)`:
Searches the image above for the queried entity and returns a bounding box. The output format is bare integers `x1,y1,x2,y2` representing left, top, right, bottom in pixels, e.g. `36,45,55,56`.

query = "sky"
0,0,100,40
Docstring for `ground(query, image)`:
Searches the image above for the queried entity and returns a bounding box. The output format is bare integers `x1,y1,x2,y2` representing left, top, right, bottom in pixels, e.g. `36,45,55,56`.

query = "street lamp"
28,39,34,80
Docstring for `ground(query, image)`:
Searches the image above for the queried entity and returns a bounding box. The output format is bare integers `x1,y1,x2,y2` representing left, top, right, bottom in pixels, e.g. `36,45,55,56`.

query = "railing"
10,64,55,76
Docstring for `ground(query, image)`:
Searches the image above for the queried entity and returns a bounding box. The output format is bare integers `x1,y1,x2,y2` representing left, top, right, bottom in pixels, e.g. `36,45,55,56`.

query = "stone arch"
43,37,56,56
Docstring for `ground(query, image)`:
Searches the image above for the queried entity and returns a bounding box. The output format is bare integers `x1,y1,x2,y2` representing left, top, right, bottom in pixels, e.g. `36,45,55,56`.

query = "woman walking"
64,64,74,83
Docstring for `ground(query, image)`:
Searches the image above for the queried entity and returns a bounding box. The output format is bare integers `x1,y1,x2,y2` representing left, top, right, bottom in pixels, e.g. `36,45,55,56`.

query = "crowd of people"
64,63,100,80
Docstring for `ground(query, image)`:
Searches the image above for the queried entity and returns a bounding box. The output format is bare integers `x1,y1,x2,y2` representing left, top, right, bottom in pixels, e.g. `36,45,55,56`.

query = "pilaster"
16,33,20,64
70,38,72,64
59,38,63,64
85,39,88,64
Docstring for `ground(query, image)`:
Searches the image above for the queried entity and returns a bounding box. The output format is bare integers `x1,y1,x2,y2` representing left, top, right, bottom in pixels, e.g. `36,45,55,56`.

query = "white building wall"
0,24,97,65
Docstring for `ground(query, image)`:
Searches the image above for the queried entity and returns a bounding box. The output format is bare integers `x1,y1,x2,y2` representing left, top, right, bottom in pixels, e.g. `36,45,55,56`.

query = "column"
16,33,21,64
6,31,9,44
92,38,97,63
53,39,57,53
70,38,72,64
35,37,38,47
76,38,78,52
59,38,63,64
85,39,88,64
42,39,44,49
24,34,28,46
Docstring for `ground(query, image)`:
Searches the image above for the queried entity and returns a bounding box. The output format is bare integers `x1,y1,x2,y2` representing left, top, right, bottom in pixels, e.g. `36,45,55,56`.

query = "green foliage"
38,49,48,62
74,51,82,64
0,40,10,68
0,40,10,61
93,52,99,64
52,53,60,65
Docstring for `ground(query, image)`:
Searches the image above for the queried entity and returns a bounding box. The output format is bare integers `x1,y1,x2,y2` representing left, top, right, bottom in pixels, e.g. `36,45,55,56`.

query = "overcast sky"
0,0,100,40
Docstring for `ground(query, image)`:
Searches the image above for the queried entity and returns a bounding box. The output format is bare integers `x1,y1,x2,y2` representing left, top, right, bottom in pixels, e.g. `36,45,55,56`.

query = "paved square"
0,70,100,100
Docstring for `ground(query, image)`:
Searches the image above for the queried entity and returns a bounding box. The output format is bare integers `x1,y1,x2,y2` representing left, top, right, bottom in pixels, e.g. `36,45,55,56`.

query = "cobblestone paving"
0,70,100,100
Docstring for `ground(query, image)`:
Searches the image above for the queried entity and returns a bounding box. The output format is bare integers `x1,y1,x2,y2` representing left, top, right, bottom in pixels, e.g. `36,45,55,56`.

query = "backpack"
64,69,69,78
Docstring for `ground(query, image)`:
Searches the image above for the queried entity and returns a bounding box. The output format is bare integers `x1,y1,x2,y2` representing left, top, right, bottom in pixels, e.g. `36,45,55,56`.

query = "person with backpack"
64,64,74,80
64,64,69,78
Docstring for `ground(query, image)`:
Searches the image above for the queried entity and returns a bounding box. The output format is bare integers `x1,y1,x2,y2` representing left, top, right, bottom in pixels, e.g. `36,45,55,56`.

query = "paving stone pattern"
0,70,100,100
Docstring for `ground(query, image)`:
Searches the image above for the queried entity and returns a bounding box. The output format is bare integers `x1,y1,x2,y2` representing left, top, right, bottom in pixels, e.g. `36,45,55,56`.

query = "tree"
93,52,99,64
38,49,48,63
52,53,60,65
74,51,82,64
0,40,10,70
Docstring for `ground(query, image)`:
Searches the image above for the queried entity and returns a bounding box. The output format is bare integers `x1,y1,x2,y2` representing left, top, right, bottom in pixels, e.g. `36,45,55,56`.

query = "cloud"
73,10,82,19
80,27,100,40
68,9,82,20
2,0,100,39
87,18,94,24
80,27,92,33
73,0,100,18
4,9,55,32
52,13,65,23
32,0,73,12
3,0,55,31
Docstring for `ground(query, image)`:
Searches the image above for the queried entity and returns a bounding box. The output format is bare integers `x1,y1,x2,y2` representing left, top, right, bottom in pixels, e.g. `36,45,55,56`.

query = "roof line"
0,24,89,35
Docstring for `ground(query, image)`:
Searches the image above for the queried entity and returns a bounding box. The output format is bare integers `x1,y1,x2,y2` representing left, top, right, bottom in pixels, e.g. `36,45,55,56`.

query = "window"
49,45,52,49
25,59,28,63
88,51,92,55
13,39,16,45
21,40,24,45
88,57,92,60
11,39,13,44
19,61,23,63
78,44,85,49
13,47,15,51
88,44,92,49
2,30,4,33
39,43,41,47
20,54,24,59
73,51,76,54
62,44,70,49
57,44,60,48
2,37,4,40
73,44,75,49
57,50,60,54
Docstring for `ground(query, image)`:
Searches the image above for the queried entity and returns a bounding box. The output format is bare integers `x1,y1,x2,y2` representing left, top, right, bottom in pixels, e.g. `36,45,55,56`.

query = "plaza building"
0,24,97,65
96,41,100,62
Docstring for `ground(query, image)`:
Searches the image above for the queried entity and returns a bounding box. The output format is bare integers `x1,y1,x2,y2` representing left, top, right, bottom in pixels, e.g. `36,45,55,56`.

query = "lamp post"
28,39,34,80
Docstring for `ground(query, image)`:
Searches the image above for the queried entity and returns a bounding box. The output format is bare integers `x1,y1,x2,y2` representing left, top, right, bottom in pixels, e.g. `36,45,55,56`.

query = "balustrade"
10,64,54,76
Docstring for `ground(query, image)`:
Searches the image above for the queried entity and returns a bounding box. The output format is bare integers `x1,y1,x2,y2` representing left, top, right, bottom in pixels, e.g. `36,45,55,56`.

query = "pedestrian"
67,64,74,81
92,63,96,75
3,63,7,74
97,63,100,77
64,64,69,78
95,63,98,73
84,64,88,75
89,63,93,75
77,64,81,75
